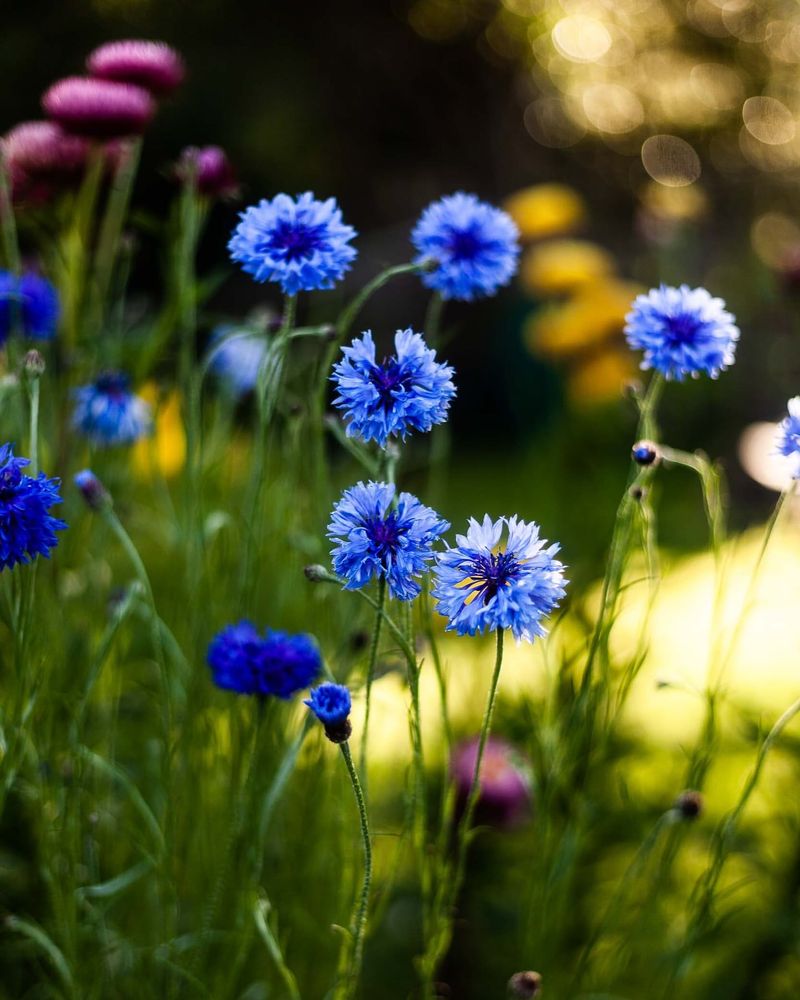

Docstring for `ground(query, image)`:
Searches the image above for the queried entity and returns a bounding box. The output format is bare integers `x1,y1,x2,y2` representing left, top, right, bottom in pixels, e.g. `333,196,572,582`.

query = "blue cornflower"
228,192,357,295
411,192,520,301
0,443,66,571
0,270,60,343
207,621,321,698
329,480,449,601
776,396,800,478
331,328,456,447
624,284,739,381
432,515,567,642
207,325,268,397
72,372,152,447
305,683,352,742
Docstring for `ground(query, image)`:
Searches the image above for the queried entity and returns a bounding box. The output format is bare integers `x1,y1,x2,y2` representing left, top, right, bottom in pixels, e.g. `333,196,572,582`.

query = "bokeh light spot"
641,134,701,186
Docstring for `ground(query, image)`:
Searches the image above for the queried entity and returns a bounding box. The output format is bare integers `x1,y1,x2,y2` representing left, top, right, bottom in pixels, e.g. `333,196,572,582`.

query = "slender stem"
90,137,142,335
27,378,40,477
423,291,444,346
359,576,385,782
424,629,505,987
338,740,372,1000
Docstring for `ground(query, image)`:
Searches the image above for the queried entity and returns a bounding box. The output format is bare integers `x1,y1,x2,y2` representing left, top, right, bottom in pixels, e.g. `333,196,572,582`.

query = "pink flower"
175,146,239,199
87,40,185,97
42,77,155,139
451,736,533,828
2,121,89,177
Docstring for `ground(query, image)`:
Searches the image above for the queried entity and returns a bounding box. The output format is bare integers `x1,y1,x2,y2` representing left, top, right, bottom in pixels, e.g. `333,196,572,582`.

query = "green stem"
337,740,373,1000
424,629,505,988
359,576,386,782
90,137,142,335
0,155,21,274
27,377,40,477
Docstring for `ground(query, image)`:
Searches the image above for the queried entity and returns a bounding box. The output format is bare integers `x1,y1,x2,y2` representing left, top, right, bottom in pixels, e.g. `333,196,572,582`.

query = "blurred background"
5,3,800,996
6,0,800,576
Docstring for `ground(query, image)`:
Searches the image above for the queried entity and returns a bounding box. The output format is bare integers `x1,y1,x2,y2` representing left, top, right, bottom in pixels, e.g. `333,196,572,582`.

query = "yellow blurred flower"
640,181,708,223
132,384,186,480
504,184,586,241
521,239,615,296
526,279,643,358
567,349,637,407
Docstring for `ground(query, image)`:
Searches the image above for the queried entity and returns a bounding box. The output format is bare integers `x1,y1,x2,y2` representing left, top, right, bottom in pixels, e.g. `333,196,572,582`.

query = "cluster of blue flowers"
72,371,152,447
332,328,455,447
0,444,66,571
0,270,59,343
207,621,321,699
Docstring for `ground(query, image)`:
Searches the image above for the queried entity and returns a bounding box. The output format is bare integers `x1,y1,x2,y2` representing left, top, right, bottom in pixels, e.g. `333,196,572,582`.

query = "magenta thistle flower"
42,77,155,139
87,40,185,97
2,121,89,179
451,736,532,828
175,146,239,199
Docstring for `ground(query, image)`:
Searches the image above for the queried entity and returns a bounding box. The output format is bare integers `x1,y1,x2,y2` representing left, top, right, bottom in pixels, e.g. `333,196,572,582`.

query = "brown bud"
508,971,542,998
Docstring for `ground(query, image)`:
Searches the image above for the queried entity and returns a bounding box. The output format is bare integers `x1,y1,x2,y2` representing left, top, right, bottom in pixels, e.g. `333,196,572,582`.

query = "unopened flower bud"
632,440,659,467
304,564,329,583
23,349,45,378
674,789,703,820
508,971,542,998
74,469,111,511
629,484,647,501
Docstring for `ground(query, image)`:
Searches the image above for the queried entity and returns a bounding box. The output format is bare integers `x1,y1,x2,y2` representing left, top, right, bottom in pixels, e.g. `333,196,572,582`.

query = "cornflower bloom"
624,284,739,380
776,396,800,478
433,515,566,642
72,372,152,447
332,328,455,447
207,622,321,698
206,326,268,397
87,40,185,96
0,444,66,570
328,481,448,600
305,683,352,743
0,271,60,343
228,192,357,294
411,192,520,300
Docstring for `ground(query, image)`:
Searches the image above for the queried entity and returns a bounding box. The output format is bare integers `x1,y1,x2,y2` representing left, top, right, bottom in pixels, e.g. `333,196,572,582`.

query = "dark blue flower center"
261,221,325,262
447,227,483,261
367,512,403,555
369,359,411,409
95,372,130,397
470,550,519,604
664,313,703,345
0,461,22,497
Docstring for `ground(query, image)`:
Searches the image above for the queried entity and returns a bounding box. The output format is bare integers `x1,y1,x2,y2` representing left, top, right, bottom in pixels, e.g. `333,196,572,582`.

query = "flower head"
176,145,238,199
332,328,456,447
207,326,267,397
452,735,532,828
624,284,739,380
433,515,567,642
0,444,66,571
411,192,520,301
2,121,89,180
207,621,321,698
87,40,185,96
329,481,449,601
72,372,152,447
228,192,357,294
305,683,352,742
776,396,800,478
42,77,155,139
0,271,60,344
